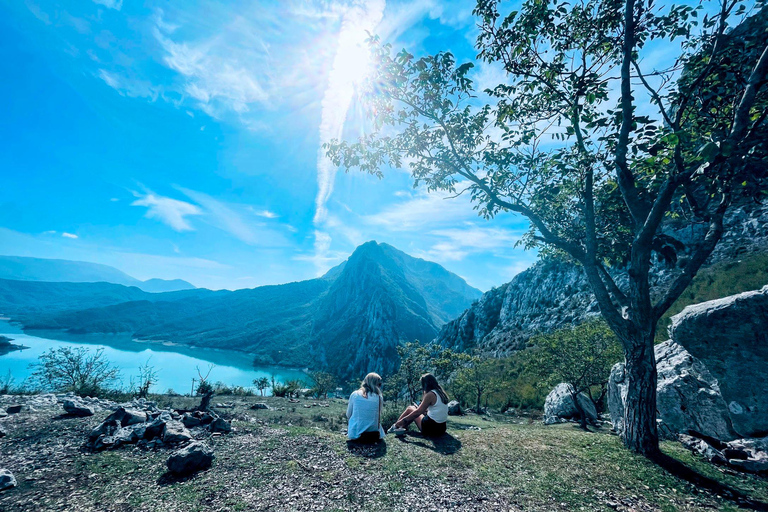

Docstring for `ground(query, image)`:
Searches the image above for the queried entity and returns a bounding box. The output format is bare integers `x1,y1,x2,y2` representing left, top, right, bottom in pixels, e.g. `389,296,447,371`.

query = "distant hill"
0,242,481,379
0,256,195,293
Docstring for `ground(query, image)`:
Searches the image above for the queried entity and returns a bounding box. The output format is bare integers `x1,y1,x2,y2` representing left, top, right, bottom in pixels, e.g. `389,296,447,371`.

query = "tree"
326,0,768,456
133,359,158,399
31,347,121,396
309,371,337,399
195,365,214,411
453,357,496,413
528,321,623,429
254,377,270,396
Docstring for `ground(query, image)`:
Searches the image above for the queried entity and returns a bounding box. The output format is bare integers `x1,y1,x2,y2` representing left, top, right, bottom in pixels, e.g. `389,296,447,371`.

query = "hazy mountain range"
0,242,481,378
0,256,196,293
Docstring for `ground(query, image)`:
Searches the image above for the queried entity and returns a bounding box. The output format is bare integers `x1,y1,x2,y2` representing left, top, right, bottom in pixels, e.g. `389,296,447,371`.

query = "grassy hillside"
656,252,768,341
0,395,766,511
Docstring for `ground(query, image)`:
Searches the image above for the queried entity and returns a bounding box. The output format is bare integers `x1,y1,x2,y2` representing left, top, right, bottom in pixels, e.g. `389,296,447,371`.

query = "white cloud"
363,189,477,230
131,190,202,231
25,1,51,25
61,232,79,239
250,209,279,219
99,69,161,101
93,0,122,10
42,230,57,235
153,13,271,118
415,225,523,263
178,188,261,245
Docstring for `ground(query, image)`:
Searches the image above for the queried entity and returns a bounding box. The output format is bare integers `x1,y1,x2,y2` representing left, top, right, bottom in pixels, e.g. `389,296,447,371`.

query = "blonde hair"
359,372,382,398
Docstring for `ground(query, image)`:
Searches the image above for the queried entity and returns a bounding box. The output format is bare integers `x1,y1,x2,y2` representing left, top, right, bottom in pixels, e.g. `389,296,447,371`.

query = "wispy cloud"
363,190,477,230
98,69,161,101
61,232,79,239
131,190,202,231
93,0,122,10
415,225,523,262
178,188,262,245
250,208,279,219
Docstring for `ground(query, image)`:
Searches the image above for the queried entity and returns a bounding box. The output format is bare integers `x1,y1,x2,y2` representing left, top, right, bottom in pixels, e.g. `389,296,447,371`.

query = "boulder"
113,426,141,446
89,419,119,442
166,442,214,476
182,413,202,428
608,340,737,440
670,285,768,438
0,469,16,492
447,400,462,416
543,383,597,425
63,399,94,417
163,421,193,444
143,418,167,440
250,403,269,410
209,417,231,434
120,408,148,427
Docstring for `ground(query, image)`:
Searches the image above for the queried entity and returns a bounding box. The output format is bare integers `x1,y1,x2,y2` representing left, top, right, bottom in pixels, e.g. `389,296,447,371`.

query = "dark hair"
421,373,448,404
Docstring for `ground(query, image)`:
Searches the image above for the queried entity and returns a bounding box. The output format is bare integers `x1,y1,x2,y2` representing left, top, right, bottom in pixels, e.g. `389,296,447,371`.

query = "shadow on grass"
157,469,209,486
396,432,462,455
655,452,768,511
346,438,387,459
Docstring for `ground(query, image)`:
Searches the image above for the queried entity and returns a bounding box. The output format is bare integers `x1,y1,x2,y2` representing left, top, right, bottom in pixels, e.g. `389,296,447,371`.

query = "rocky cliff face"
435,203,768,355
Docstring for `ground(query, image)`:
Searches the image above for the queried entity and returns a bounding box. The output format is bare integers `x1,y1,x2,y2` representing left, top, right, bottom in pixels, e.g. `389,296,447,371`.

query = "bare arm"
401,392,435,424
346,393,354,419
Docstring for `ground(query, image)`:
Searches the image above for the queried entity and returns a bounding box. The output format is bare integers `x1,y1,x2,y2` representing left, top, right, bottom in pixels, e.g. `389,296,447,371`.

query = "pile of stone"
680,434,768,474
87,404,231,452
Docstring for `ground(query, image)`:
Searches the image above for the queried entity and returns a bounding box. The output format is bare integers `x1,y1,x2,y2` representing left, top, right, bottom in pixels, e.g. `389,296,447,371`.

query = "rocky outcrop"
608,340,737,440
543,383,597,425
436,203,768,355
670,285,768,438
62,399,94,417
166,442,214,476
0,469,16,492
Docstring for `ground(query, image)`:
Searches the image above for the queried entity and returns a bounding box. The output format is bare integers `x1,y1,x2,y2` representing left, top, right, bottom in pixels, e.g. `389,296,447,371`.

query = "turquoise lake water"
0,320,308,394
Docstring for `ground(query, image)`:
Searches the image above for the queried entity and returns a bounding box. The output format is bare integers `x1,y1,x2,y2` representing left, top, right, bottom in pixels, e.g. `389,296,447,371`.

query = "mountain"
435,202,768,355
0,242,481,378
0,256,196,293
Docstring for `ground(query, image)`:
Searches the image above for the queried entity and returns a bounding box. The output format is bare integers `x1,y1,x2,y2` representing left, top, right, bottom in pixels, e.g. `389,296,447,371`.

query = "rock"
5,405,22,414
608,340,737,440
120,408,148,426
249,403,269,410
728,456,768,473
89,419,119,442
163,421,193,444
447,400,462,416
199,412,215,425
0,425,6,438
670,285,768,438
63,399,94,417
166,441,214,476
209,417,231,434
143,418,167,440
113,426,140,446
93,435,116,451
0,469,16,492
182,413,201,428
543,383,597,425
0,409,6,418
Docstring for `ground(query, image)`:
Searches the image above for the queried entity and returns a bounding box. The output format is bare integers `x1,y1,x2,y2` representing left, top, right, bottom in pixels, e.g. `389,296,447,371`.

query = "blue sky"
0,0,537,291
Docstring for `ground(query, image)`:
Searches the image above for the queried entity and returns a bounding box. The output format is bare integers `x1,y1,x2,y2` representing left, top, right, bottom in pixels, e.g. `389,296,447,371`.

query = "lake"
0,320,308,394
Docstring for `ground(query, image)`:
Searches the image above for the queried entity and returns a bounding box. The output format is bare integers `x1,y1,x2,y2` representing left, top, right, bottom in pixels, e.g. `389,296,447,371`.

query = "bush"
380,402,402,431
31,347,121,396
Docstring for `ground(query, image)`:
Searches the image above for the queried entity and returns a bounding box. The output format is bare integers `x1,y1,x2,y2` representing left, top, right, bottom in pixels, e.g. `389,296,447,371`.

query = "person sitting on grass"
346,372,385,443
389,373,448,437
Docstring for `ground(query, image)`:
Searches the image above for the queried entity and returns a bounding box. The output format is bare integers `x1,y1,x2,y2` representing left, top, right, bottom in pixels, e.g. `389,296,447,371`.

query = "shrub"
31,347,121,396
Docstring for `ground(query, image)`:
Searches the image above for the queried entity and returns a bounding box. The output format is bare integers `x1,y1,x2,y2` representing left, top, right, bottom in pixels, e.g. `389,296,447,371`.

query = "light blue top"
346,389,385,440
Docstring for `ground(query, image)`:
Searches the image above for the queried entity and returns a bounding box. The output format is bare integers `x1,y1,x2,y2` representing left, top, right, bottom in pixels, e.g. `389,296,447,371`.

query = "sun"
332,26,375,91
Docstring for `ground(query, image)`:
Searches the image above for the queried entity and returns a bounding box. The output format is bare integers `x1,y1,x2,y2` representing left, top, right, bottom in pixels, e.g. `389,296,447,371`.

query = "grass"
1,394,767,511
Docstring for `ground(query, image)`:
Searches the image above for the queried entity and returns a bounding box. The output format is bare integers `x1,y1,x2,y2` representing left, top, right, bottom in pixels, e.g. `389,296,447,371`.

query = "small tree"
31,347,120,396
453,357,495,413
309,371,337,399
254,376,270,396
134,359,158,399
528,321,623,429
195,365,214,411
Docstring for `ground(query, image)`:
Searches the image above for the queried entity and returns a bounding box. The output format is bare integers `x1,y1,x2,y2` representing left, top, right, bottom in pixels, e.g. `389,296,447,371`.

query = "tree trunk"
621,333,660,457
570,389,588,430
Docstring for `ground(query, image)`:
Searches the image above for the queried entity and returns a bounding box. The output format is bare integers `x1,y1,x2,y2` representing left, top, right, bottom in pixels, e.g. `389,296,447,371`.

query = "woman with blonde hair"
346,372,385,442
389,373,448,437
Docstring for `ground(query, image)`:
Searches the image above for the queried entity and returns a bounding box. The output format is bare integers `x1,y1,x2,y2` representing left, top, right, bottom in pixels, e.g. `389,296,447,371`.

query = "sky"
0,0,537,291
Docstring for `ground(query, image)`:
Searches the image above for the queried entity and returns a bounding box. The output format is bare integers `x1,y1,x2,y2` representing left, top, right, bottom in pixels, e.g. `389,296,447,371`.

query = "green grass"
2,395,767,511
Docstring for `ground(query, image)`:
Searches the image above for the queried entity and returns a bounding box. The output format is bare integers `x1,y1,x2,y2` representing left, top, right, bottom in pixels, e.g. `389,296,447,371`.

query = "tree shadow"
654,452,768,511
397,432,462,455
346,438,387,459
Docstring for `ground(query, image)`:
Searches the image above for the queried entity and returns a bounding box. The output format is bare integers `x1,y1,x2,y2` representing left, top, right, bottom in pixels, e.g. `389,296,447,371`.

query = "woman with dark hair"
389,373,449,437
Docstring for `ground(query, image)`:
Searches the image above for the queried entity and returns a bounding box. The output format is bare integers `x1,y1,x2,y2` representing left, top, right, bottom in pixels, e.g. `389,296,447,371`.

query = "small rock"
93,435,116,451
163,421,193,444
143,418,167,440
209,417,231,434
113,426,140,446
250,403,269,410
5,405,22,415
166,442,214,476
0,425,6,438
182,413,201,428
0,409,6,418
63,399,95,417
0,469,16,492
121,408,148,426
447,401,462,416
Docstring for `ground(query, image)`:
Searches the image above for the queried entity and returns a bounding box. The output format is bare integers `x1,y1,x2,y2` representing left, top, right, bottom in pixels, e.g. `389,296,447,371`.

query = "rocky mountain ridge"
435,203,768,355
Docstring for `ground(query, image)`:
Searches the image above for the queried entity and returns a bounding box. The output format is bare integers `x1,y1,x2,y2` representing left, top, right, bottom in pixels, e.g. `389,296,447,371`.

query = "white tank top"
426,390,448,423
